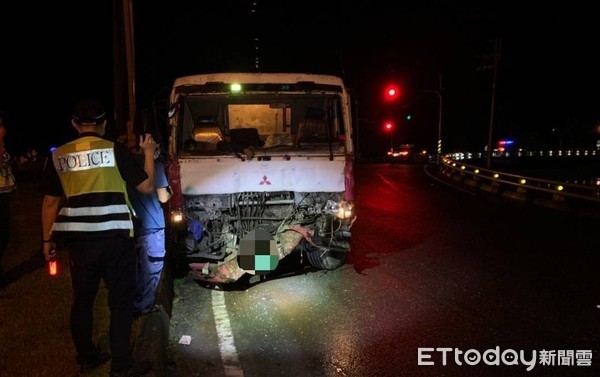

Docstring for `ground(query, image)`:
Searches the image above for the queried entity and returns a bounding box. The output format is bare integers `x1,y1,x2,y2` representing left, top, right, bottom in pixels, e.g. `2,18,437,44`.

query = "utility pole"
486,38,501,169
113,0,137,147
422,74,443,164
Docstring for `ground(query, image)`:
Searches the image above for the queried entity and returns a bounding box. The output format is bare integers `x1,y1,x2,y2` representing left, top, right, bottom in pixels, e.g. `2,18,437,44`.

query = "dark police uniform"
40,132,148,372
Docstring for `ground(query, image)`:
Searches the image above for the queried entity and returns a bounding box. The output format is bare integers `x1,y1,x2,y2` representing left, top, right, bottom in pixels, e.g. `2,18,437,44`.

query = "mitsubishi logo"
259,175,271,185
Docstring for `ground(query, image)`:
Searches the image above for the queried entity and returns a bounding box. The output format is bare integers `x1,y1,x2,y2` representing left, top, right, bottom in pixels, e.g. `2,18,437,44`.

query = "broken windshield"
177,94,345,155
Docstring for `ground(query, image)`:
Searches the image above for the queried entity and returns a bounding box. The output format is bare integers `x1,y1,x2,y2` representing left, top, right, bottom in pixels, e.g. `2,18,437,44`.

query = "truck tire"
306,246,347,270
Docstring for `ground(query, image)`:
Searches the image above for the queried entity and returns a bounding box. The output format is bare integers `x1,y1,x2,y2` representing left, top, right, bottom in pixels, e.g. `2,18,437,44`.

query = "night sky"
1,1,599,158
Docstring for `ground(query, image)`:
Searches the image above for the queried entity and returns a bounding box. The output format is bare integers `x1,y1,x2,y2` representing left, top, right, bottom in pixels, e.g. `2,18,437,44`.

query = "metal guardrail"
437,157,600,217
447,148,599,160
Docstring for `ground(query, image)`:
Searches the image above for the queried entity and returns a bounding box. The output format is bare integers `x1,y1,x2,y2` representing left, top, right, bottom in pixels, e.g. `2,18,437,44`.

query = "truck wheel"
306,247,347,270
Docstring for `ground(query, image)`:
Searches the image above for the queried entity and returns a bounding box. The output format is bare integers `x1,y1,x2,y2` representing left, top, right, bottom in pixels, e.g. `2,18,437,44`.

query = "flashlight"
48,249,58,277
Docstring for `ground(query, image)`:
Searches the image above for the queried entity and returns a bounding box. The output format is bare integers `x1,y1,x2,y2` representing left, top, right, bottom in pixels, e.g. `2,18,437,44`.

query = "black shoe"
78,350,111,373
110,360,152,377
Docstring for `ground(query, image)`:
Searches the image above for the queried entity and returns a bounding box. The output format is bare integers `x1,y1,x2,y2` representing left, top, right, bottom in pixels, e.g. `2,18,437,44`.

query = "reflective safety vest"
0,150,16,194
51,136,135,238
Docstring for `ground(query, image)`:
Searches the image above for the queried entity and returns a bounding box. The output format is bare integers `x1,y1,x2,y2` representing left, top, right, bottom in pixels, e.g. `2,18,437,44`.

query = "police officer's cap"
72,99,106,125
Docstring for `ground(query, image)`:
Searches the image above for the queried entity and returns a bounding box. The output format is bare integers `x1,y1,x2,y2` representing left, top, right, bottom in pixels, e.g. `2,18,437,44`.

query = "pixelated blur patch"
238,229,278,274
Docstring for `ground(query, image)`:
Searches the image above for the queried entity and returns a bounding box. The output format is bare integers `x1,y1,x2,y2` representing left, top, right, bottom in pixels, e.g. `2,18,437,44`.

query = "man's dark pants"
0,194,11,273
67,235,136,372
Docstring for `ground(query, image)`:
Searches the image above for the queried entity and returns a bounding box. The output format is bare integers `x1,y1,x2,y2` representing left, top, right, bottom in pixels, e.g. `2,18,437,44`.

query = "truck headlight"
337,201,354,219
324,200,354,220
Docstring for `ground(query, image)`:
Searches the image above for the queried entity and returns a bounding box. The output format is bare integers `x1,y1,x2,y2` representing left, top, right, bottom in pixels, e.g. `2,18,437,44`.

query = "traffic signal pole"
486,38,501,169
422,75,443,164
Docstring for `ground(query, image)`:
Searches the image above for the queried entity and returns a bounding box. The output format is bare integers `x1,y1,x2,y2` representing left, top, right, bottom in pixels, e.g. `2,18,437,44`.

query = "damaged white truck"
165,73,356,284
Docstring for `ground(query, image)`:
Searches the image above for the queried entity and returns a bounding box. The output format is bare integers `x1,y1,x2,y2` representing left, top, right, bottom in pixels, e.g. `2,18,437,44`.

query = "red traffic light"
383,120,394,131
384,84,400,101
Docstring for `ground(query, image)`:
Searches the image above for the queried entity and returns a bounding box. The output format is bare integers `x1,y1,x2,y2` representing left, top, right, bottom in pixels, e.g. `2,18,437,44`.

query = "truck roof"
172,72,346,88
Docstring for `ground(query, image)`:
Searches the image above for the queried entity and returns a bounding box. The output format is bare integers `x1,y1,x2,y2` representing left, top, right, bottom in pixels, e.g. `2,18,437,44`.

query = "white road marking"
212,290,245,377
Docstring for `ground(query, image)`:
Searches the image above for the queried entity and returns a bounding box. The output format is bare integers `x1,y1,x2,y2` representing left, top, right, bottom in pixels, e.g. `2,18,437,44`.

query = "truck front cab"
166,73,355,283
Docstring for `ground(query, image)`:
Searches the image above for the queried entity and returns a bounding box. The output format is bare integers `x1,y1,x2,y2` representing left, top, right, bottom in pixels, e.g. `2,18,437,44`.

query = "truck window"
177,94,345,155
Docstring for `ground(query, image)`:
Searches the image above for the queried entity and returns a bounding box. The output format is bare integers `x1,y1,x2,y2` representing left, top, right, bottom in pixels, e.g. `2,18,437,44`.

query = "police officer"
40,99,156,377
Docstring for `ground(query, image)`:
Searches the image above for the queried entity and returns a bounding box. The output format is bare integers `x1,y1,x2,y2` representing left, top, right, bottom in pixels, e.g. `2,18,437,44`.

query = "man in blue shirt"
128,135,171,317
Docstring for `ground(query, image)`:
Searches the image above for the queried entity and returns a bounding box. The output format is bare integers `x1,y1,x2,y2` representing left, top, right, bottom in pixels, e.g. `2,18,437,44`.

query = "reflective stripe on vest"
51,136,135,237
52,220,133,232
58,204,130,217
